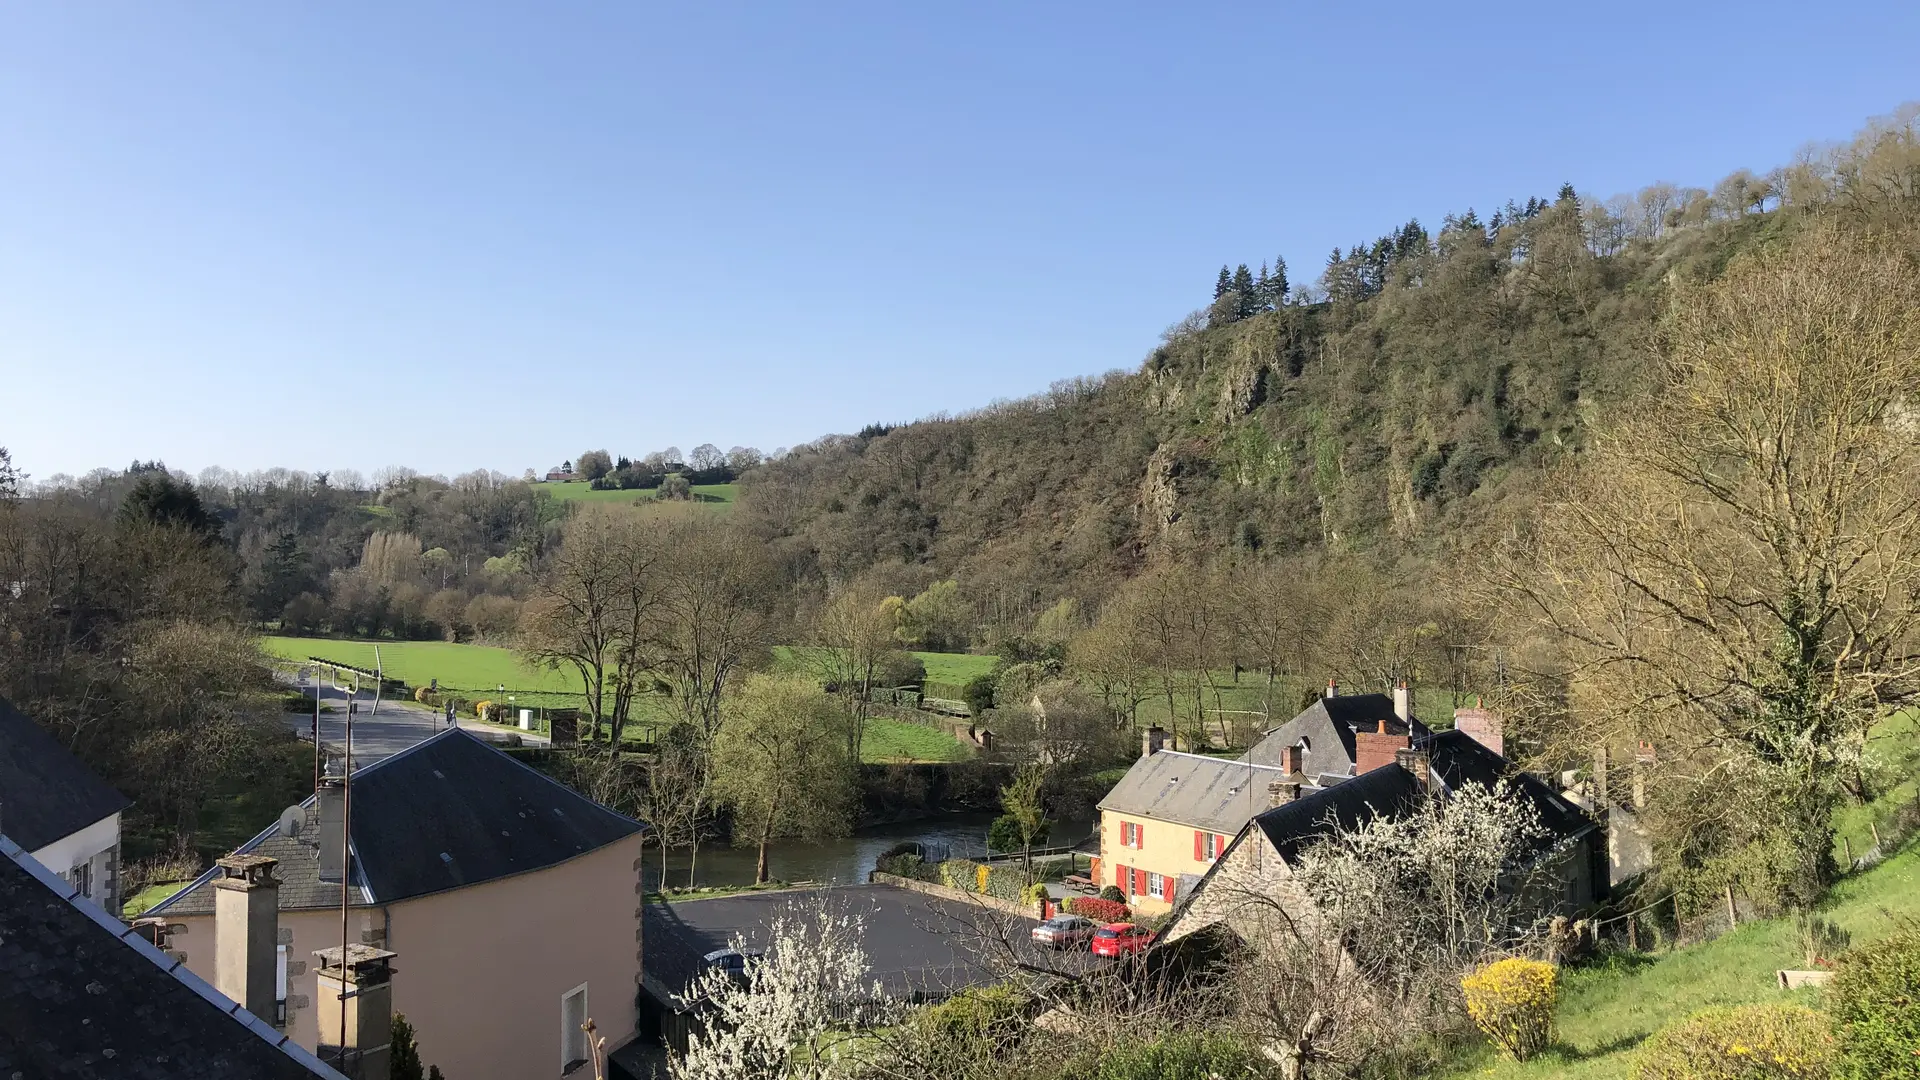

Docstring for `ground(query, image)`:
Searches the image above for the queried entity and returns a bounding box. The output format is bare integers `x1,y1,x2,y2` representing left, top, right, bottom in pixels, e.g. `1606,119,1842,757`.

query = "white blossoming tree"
670,900,888,1080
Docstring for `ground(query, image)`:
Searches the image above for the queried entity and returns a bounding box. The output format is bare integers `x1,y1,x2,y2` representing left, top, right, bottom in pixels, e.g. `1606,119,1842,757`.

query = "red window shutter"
1193,830,1203,861
1134,868,1147,896
1116,863,1127,890
1166,878,1177,904
1217,834,1228,857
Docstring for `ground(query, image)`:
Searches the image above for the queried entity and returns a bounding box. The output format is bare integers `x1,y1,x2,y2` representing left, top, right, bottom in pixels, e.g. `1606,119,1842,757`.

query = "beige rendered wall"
167,834,643,1079
1096,810,1228,915
390,833,644,1080
168,905,353,1050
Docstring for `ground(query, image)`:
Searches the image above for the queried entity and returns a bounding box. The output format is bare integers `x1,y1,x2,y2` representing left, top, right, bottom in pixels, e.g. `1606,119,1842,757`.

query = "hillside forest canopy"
4,104,1920,918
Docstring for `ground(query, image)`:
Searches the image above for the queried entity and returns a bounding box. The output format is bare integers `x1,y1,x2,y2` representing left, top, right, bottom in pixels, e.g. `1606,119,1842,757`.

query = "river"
641,813,1096,892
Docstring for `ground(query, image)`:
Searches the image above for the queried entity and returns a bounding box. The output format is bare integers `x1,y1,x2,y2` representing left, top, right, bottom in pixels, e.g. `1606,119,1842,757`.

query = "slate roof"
152,729,643,916
0,695,130,851
1251,764,1425,862
1241,693,1432,781
1423,730,1597,850
1097,750,1296,835
0,833,345,1080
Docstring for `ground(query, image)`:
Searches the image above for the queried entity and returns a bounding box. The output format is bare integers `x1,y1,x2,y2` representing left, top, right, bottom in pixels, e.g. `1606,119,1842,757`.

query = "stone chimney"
1393,681,1413,723
213,854,281,1024
1141,725,1167,759
1267,778,1303,807
1355,718,1411,775
317,778,345,882
315,943,397,1080
1452,697,1504,756
1395,746,1433,791
1323,678,1338,700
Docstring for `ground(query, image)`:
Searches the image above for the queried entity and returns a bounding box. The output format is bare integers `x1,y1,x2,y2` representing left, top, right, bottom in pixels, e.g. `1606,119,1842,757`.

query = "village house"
149,728,646,1080
1093,682,1429,915
1163,728,1604,946
0,695,131,913
2,833,347,1079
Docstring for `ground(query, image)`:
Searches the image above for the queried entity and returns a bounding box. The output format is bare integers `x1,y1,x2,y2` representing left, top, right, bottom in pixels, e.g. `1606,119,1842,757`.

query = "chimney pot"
1324,679,1338,700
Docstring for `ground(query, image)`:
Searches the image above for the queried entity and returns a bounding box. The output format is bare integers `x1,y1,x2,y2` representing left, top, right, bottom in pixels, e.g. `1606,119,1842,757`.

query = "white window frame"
276,945,289,1025
1203,832,1220,861
560,983,589,1074
1147,871,1167,900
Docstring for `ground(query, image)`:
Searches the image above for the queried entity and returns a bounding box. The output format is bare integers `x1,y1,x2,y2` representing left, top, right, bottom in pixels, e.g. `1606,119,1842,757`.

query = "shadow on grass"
1547,1031,1649,1062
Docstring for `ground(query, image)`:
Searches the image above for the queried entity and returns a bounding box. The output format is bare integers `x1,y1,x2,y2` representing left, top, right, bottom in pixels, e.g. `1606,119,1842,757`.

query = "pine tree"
1231,263,1257,318
1214,266,1232,300
1255,263,1271,310
1270,256,1288,304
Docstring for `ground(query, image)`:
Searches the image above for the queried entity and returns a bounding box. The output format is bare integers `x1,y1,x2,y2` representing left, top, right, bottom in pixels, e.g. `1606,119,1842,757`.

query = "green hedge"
1632,1004,1834,1080
1830,923,1920,1080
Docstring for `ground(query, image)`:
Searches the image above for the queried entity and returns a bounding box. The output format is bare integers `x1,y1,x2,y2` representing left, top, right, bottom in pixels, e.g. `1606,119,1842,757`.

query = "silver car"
1030,914,1096,950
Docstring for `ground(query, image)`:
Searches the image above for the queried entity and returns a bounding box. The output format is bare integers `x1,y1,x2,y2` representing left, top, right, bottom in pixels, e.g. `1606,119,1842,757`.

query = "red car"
1089,922,1155,957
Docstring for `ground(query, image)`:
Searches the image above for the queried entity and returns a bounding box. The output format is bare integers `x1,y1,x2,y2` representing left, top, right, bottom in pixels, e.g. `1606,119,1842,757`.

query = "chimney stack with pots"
1355,717,1412,775
213,854,281,1024
1324,679,1338,700
1141,725,1167,759
1452,697,1504,756
315,944,397,1080
1393,681,1413,723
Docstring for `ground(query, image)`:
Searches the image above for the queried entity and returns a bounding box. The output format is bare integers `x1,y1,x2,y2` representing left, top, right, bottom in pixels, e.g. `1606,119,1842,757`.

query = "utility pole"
337,700,353,1073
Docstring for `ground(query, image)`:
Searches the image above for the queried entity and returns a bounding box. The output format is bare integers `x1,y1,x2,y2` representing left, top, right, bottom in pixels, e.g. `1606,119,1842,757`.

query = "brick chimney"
1452,697,1504,756
1393,680,1413,723
1280,744,1304,778
213,854,281,1024
316,943,397,1080
1267,778,1303,807
1141,725,1167,759
1355,718,1411,775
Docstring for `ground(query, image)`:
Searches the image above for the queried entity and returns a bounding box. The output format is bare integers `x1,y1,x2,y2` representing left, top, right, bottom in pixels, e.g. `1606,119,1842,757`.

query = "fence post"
1724,884,1738,927
1843,835,1854,868
1627,915,1638,952
1870,822,1883,852
1673,895,1683,942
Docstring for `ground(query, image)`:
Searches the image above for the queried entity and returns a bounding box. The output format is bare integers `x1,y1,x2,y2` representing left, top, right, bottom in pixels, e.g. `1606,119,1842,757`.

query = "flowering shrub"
1019,882,1051,907
1632,1004,1834,1080
1462,957,1557,1061
1829,922,1920,1080
1066,896,1129,923
474,700,493,720
413,685,433,703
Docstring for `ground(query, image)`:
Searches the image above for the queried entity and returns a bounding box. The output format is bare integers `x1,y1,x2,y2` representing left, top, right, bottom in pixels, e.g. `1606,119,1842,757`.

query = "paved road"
642,883,1096,1001
281,677,546,765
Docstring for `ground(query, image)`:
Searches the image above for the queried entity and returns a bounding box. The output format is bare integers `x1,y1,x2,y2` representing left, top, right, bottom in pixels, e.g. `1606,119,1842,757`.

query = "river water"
641,813,1097,892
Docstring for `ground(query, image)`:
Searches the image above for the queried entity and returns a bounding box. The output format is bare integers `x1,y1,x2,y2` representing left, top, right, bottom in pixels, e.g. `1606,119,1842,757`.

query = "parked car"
1089,922,1154,958
1030,914,1097,949
701,947,764,987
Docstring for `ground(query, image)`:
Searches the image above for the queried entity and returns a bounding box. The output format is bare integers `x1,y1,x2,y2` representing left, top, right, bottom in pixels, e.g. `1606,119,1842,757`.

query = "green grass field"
771,646,998,688
261,635,972,763
861,717,971,763
533,481,737,505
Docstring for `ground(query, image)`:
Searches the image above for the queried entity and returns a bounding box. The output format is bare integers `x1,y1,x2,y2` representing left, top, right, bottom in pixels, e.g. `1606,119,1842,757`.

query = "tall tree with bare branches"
1483,222,1920,906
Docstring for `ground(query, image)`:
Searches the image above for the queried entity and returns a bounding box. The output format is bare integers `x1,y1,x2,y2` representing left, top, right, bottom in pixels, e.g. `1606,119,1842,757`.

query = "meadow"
533,480,737,505
259,635,973,762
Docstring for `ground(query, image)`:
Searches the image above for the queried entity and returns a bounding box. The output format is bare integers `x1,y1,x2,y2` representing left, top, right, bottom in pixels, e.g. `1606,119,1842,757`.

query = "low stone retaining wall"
869,871,1041,921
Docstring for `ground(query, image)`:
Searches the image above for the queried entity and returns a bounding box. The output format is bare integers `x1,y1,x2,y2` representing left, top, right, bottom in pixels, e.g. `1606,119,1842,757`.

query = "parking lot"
642,883,1096,1000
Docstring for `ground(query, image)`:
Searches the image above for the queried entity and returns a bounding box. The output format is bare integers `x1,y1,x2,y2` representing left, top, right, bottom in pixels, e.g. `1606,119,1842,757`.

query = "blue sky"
4,3,1916,480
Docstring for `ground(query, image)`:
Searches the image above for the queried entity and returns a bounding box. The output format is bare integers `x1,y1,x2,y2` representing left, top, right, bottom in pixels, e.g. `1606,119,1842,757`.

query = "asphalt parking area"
643,883,1097,999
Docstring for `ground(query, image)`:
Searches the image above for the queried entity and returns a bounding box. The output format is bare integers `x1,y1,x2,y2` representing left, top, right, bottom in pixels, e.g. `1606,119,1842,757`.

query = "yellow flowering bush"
1462,957,1557,1061
1632,1004,1834,1080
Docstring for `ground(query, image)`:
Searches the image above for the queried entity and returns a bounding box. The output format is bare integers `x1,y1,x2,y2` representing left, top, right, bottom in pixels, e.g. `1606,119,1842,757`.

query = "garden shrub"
475,699,494,720
1462,957,1557,1061
413,685,433,703
1066,896,1129,923
1019,882,1051,907
1829,922,1920,1079
1099,885,1125,904
875,853,928,880
937,859,982,892
1057,1032,1258,1080
910,985,1029,1057
1632,1004,1835,1080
